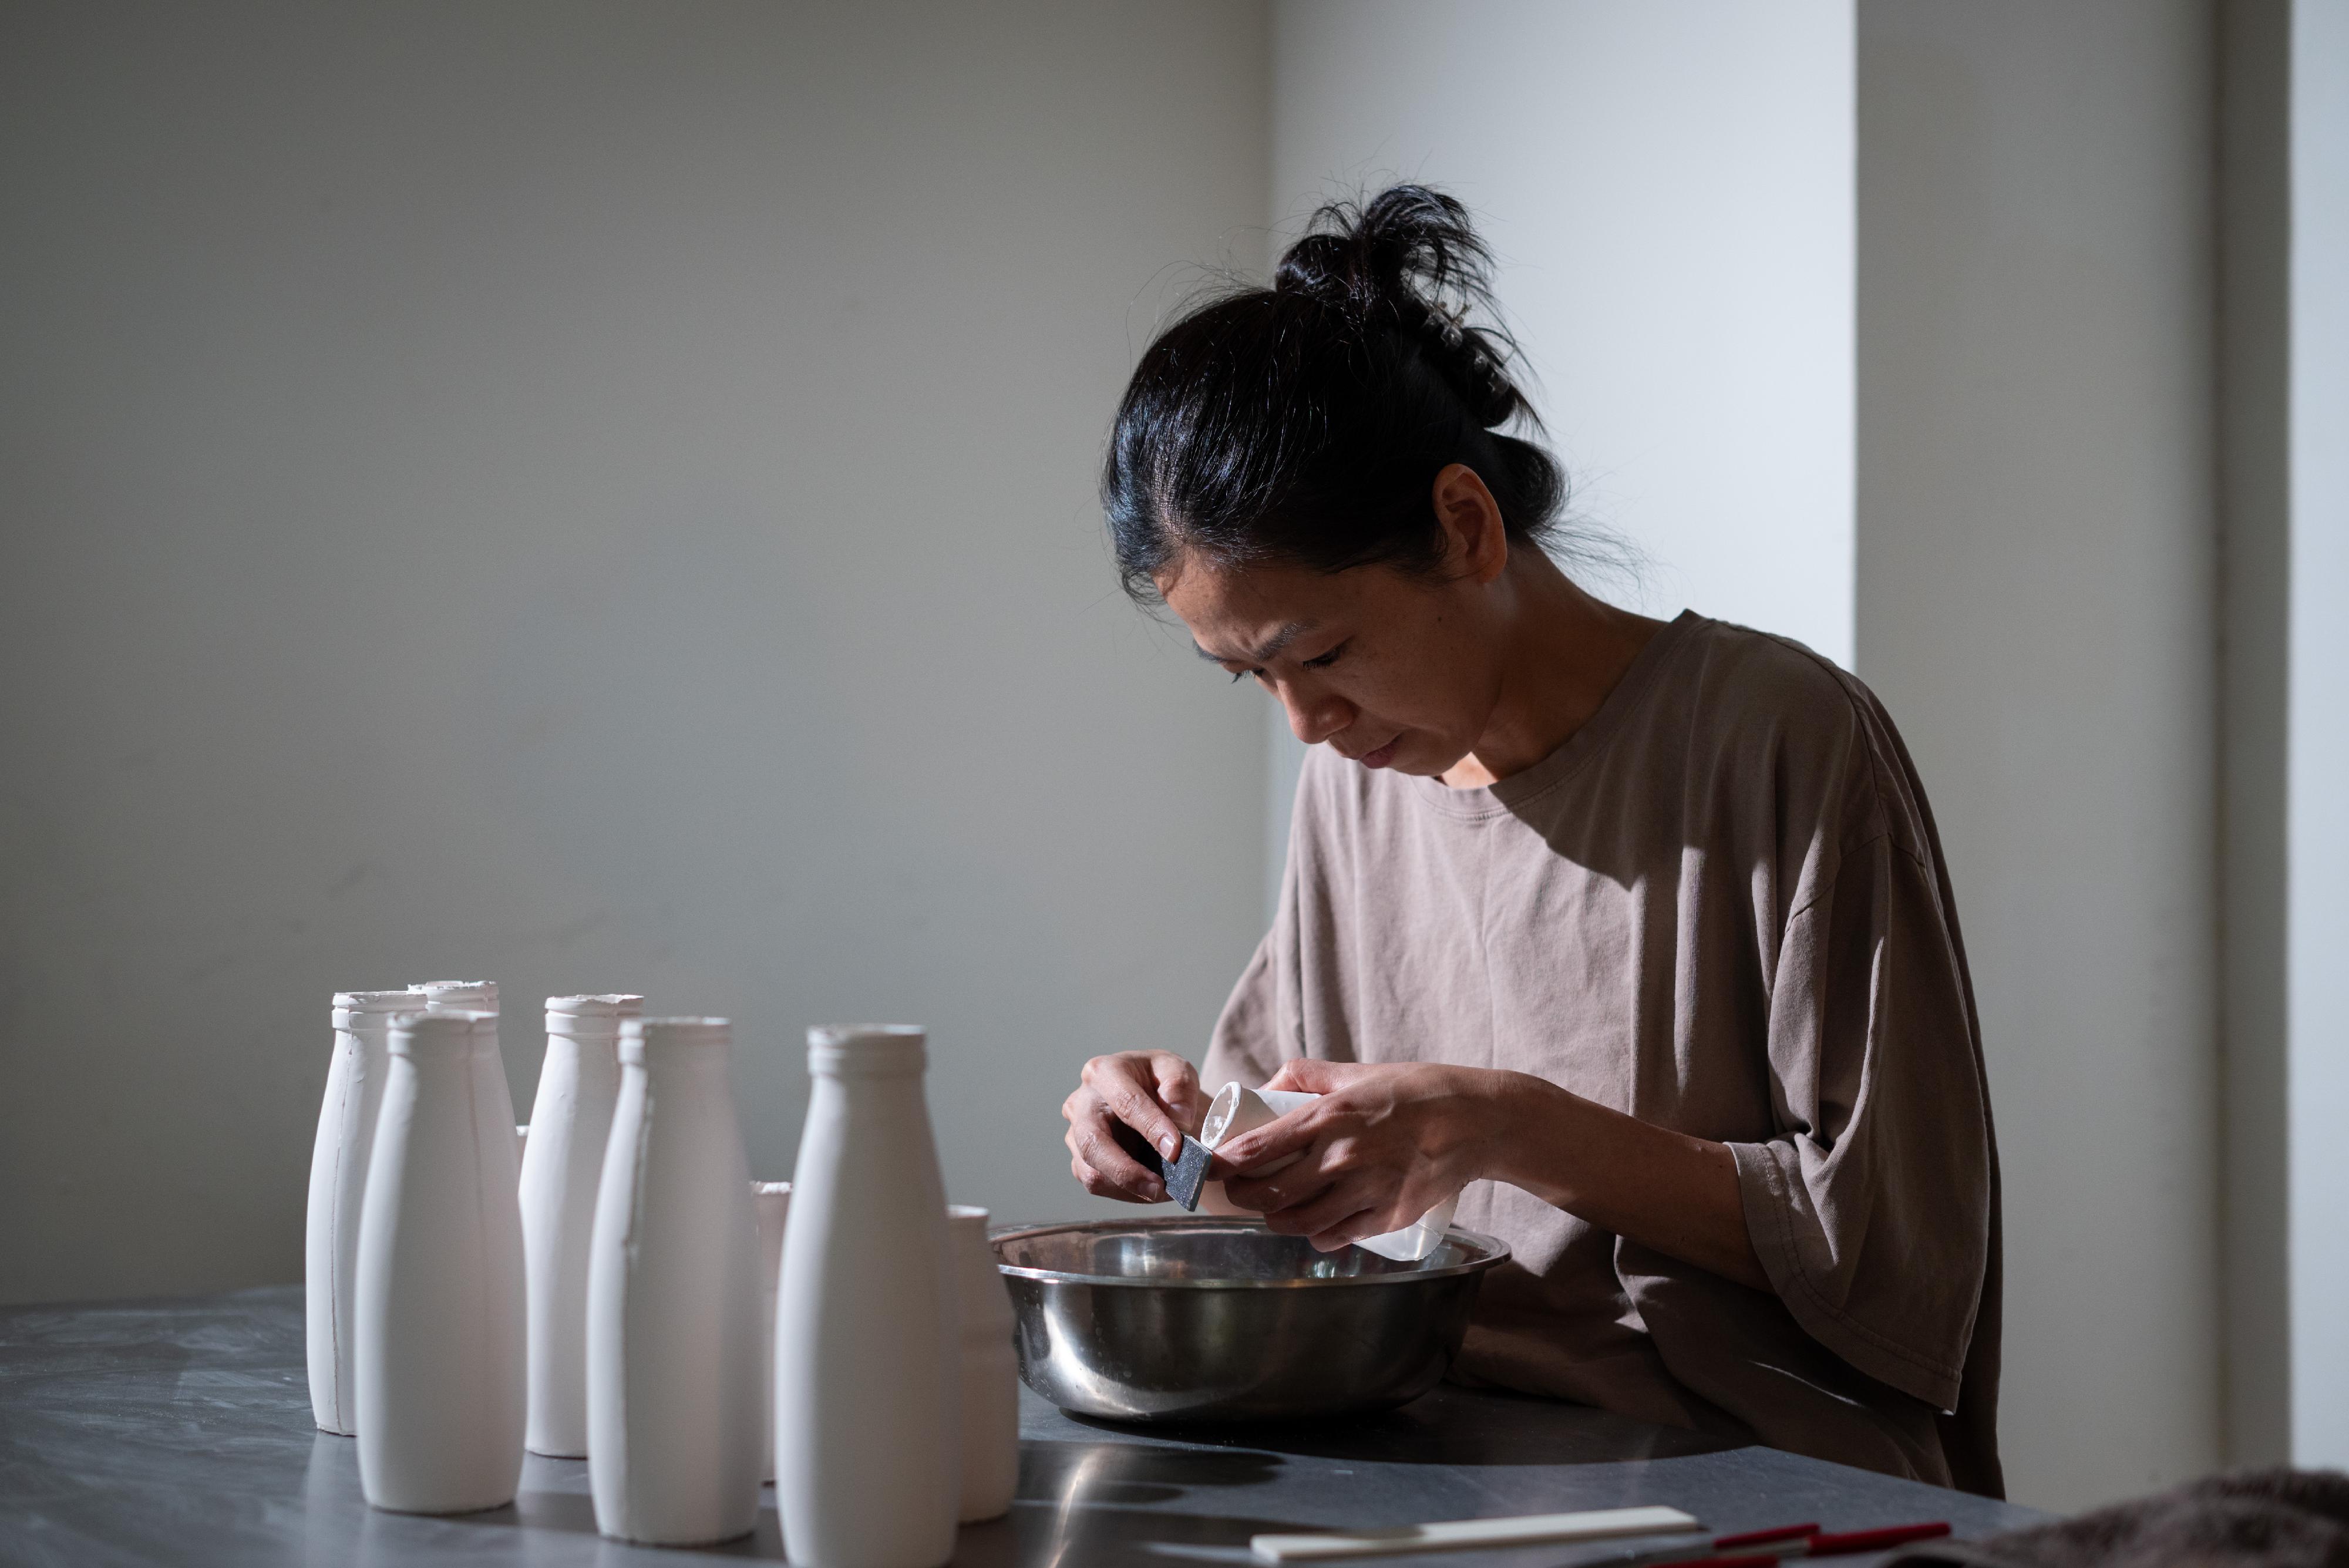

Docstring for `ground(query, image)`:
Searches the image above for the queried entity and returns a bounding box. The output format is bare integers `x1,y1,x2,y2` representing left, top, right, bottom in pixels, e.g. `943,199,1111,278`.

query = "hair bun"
1272,184,1532,429
1103,179,1591,606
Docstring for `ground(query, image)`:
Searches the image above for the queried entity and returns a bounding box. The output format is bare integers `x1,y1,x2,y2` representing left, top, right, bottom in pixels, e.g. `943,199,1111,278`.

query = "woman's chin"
1386,741,1470,778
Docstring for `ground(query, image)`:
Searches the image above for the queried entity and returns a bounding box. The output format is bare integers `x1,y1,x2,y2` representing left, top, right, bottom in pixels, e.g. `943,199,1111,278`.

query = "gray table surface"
0,1286,2042,1566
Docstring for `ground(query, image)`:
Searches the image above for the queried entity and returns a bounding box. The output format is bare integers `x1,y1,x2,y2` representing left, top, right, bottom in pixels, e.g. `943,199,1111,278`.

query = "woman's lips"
1358,736,1402,769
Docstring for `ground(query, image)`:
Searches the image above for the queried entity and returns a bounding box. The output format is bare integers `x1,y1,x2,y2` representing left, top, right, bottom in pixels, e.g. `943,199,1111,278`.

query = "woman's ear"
1431,463,1510,585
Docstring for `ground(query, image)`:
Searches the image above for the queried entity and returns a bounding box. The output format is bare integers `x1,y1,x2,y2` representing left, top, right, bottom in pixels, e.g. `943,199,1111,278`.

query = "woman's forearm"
1475,1071,1770,1293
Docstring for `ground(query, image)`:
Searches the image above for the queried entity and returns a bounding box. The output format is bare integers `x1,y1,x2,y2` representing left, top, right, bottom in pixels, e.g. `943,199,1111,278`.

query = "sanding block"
1111,1121,1213,1210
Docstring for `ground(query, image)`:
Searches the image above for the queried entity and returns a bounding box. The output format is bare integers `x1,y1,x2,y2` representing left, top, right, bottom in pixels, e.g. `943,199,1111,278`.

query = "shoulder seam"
1782,829,1932,927
1738,629,1924,864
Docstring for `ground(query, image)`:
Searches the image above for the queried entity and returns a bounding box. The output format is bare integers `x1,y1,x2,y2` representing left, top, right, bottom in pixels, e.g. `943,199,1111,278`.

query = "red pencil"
1630,1520,1951,1567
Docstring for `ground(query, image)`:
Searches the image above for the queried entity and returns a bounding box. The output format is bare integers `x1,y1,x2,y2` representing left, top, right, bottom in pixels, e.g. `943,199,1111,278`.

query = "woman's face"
1157,549,1506,779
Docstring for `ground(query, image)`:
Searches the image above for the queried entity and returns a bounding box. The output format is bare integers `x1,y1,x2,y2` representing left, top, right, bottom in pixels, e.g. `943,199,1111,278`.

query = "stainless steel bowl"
993,1216,1509,1424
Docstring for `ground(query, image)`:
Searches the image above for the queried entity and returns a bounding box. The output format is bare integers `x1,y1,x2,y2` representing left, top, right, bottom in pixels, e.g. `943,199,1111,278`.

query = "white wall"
1856,0,2221,1509
2288,0,2349,1467
0,0,1271,1304
1264,0,1855,906
1268,1,1855,661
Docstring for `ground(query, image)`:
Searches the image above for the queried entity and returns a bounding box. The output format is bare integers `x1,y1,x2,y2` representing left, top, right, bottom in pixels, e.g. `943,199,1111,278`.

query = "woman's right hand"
1062,1051,1209,1203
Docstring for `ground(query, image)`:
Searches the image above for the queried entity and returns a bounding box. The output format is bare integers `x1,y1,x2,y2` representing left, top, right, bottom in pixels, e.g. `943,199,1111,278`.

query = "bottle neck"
807,1066,928,1111
628,1045,733,1083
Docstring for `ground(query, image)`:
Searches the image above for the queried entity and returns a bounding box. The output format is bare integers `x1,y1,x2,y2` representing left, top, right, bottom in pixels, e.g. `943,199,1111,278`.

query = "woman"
1062,187,2002,1496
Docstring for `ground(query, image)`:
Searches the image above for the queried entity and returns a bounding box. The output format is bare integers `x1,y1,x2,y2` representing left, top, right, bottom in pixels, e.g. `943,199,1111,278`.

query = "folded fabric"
1888,1469,2349,1568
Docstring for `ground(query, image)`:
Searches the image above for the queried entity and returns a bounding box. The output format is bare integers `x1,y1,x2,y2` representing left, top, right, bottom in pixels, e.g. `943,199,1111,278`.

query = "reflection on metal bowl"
992,1216,1509,1424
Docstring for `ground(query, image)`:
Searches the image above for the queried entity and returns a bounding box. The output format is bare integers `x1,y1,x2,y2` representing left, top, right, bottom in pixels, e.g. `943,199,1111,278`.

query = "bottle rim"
618,1017,731,1061
806,1023,926,1078
545,994,645,1031
410,981,499,1015
332,990,419,1019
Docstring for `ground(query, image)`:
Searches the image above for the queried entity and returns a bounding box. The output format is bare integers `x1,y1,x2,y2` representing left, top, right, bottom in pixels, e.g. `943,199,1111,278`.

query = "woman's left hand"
1211,1059,1500,1251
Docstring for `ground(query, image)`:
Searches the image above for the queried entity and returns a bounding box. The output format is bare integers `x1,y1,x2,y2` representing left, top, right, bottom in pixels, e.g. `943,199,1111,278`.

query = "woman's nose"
1281,685,1352,747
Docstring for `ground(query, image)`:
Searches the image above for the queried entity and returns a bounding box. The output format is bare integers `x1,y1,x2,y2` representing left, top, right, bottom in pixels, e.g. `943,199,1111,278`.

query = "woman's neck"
1441,553,1663,789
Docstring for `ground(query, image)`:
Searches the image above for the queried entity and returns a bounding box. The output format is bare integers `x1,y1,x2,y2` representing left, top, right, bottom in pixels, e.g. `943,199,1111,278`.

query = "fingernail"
1159,1133,1181,1158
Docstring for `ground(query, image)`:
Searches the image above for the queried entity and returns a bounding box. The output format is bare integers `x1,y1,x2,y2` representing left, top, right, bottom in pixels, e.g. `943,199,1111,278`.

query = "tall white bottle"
353,1010,527,1513
410,983,516,1164
304,990,412,1436
585,1018,763,1546
518,992,644,1458
948,1205,1018,1523
775,1025,960,1568
752,1182,791,1483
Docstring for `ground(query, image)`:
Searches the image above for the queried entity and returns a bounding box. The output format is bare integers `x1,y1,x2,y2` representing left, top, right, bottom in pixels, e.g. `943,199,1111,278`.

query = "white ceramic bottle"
752,1182,791,1483
517,992,644,1458
410,982,519,1173
304,990,412,1436
1200,1083,1459,1262
775,1025,960,1568
353,1010,527,1513
948,1205,1018,1523
585,1018,763,1546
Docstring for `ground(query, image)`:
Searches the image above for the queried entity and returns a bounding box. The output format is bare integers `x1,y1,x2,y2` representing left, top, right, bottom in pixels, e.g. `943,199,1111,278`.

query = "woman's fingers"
1208,1106,1322,1180
1082,1054,1189,1161
1306,1215,1382,1252
1062,1051,1215,1203
1070,1122,1164,1202
1223,1132,1413,1247
1261,1056,1368,1095
1221,1152,1334,1214
1071,1152,1158,1204
1233,1168,1413,1250
1062,1088,1165,1202
1218,1172,1276,1212
1149,1052,1210,1132
1261,1182,1385,1250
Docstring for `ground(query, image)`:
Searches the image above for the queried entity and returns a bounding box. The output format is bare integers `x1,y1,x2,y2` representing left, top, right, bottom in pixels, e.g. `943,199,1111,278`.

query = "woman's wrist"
1459,1068,1589,1200
1468,1068,1769,1291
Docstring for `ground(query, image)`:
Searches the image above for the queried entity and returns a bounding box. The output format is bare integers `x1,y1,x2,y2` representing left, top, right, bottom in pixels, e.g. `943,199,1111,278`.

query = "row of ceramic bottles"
302,982,1013,1566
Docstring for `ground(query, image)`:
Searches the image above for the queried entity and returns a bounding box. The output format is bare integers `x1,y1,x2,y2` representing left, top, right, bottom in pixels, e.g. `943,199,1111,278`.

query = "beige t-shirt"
1203,613,2003,1495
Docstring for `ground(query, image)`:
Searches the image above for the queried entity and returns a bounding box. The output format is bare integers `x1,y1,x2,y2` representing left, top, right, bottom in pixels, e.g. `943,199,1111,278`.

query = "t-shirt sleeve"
1202,932,1287,1093
1202,828,1304,1093
1726,832,1993,1413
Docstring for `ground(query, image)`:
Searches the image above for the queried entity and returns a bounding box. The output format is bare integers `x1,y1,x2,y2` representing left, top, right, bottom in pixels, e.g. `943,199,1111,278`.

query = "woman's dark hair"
1103,184,1570,603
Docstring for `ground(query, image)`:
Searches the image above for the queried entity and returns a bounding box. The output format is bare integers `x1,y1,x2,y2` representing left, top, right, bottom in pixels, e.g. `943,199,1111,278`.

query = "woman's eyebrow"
1194,620,1318,665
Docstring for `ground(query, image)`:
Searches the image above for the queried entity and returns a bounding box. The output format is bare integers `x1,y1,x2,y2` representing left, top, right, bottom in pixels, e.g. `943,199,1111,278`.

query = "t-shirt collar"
1401,609,1704,820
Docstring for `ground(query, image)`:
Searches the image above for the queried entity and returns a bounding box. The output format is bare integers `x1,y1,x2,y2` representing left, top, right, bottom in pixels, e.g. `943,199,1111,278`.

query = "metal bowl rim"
989,1215,1511,1290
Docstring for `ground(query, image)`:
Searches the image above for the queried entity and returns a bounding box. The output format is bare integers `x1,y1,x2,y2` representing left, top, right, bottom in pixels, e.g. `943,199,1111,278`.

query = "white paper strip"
1249,1505,1704,1562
